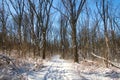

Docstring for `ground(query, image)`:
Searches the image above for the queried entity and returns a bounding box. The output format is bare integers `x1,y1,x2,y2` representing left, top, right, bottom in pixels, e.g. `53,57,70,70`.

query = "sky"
0,0,120,43
0,0,120,13
0,0,120,33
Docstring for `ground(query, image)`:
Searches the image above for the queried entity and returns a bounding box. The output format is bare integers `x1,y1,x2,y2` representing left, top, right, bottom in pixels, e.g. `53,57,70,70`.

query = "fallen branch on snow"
91,52,120,69
0,54,19,72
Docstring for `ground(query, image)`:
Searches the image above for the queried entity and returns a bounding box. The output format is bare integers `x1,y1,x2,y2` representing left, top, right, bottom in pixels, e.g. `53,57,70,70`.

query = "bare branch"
52,4,69,20
91,52,120,69
76,0,86,20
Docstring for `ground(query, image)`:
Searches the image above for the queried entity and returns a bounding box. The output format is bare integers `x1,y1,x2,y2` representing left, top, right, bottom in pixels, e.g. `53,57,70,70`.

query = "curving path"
27,55,81,80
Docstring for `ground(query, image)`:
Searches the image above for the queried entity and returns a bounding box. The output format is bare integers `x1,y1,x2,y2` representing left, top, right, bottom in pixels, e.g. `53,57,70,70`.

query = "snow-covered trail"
27,55,81,80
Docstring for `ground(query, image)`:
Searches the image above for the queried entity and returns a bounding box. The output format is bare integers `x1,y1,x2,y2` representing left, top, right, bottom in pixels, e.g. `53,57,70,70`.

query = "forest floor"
27,55,81,80
27,55,120,80
0,53,120,80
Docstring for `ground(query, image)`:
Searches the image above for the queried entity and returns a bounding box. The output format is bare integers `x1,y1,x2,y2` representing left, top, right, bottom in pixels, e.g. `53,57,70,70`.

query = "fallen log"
0,54,19,72
91,52,120,69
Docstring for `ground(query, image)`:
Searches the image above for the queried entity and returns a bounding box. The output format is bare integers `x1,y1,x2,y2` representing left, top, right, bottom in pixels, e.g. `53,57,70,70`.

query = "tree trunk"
104,32,110,67
71,23,78,62
102,0,110,67
18,25,21,57
42,32,46,59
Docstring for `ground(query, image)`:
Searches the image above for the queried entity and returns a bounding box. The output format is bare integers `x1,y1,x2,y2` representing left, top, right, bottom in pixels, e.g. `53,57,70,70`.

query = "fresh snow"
27,55,81,80
0,53,120,80
27,55,120,80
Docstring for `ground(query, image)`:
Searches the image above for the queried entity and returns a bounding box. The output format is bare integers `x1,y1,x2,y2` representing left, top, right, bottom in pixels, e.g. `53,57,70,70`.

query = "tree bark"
71,22,78,62
102,0,110,67
42,32,46,59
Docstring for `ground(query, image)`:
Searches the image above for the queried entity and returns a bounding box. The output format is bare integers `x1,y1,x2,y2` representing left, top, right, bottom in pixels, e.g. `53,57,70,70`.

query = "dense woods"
0,0,120,67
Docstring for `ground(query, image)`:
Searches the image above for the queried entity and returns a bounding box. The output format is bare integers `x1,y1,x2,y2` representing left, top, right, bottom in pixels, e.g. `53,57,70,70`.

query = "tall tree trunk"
71,23,78,62
104,32,110,67
42,32,46,59
18,23,22,57
102,0,110,67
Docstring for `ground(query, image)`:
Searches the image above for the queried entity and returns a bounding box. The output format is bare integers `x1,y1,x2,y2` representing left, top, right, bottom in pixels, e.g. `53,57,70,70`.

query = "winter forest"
0,0,120,80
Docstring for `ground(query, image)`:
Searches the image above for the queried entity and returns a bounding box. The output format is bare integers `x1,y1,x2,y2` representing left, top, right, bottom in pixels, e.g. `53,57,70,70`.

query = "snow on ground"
76,60,120,80
0,53,120,80
27,55,120,80
0,53,43,80
27,55,81,80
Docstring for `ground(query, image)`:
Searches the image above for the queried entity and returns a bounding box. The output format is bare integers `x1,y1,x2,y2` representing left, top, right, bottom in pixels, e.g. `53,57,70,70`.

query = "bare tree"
6,0,25,57
59,14,69,59
26,0,36,57
28,0,53,59
58,0,86,62
95,0,112,67
0,0,8,53
100,0,109,67
42,0,53,59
